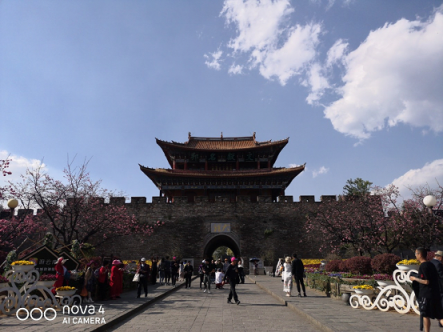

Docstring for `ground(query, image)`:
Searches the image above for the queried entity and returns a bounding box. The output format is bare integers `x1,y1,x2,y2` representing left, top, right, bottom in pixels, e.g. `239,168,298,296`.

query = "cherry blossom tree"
397,183,443,249
304,183,443,256
0,158,43,251
8,158,161,249
304,193,386,256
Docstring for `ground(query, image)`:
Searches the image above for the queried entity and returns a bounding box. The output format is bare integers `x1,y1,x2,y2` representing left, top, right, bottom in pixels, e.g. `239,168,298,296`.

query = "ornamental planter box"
11,264,34,273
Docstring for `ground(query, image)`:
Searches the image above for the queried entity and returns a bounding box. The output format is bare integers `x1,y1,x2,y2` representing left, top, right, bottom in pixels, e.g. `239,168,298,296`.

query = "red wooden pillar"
173,160,176,170
205,160,208,170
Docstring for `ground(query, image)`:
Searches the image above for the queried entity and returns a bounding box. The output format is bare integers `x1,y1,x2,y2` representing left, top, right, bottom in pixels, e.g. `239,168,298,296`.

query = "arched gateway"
203,233,241,259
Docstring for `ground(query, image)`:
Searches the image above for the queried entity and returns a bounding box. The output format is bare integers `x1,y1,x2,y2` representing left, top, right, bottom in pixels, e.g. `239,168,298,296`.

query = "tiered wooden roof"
140,133,305,195
139,164,305,190
156,132,289,168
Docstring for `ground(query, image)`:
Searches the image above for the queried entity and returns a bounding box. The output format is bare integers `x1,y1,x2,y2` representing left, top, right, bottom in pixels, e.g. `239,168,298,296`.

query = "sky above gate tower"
1,0,442,202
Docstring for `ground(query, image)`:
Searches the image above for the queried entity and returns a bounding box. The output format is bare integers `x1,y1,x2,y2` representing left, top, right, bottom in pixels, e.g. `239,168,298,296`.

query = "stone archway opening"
203,234,240,260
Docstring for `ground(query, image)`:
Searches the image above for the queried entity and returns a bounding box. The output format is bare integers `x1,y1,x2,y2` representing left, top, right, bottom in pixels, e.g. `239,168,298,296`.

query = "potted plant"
353,285,375,295
56,286,77,297
37,274,57,287
396,259,420,271
374,274,395,287
11,261,35,273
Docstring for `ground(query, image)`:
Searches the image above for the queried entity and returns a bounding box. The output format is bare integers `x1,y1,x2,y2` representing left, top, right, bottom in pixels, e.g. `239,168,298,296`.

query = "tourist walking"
237,257,245,284
410,247,443,332
275,258,284,277
223,258,230,273
292,253,306,297
281,256,293,297
171,260,179,287
202,258,215,293
52,257,67,295
84,260,96,303
136,257,150,298
164,256,171,285
97,260,110,301
150,258,158,285
198,260,205,289
179,261,185,282
224,257,240,305
110,260,123,300
158,257,166,285
184,261,194,288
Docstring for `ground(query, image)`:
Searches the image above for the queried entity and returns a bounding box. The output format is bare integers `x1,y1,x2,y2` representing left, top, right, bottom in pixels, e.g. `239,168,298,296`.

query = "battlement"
4,195,338,216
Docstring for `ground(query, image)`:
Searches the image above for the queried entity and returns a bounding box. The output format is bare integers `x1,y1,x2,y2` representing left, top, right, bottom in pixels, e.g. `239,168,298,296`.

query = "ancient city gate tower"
100,133,326,271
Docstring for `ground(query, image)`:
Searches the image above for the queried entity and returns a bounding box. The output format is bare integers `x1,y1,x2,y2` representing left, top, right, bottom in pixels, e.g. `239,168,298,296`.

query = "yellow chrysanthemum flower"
353,285,374,290
11,261,34,265
397,259,419,265
56,286,76,291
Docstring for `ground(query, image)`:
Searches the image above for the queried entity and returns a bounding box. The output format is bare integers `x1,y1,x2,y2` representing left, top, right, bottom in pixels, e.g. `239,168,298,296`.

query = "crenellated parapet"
10,195,338,216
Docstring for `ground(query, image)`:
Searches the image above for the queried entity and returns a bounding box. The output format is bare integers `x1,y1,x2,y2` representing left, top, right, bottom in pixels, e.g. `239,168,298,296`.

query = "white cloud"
209,0,321,86
228,64,243,75
324,9,443,140
305,62,330,104
222,0,294,54
258,23,321,85
0,150,46,187
326,39,348,68
312,166,329,178
204,50,223,70
391,159,443,200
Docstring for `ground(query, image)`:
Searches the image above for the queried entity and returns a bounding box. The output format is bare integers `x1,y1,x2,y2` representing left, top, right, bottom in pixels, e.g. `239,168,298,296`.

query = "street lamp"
7,198,18,218
423,195,437,209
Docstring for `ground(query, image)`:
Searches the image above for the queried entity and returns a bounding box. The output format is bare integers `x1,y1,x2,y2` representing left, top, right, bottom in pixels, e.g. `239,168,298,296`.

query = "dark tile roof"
156,132,288,151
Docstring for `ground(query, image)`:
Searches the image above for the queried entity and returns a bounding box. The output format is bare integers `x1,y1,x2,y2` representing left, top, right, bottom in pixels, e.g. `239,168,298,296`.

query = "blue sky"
1,0,442,203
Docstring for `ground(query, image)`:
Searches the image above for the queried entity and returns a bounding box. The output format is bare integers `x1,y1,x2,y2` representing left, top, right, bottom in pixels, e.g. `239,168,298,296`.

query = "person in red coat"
109,260,123,300
52,257,67,294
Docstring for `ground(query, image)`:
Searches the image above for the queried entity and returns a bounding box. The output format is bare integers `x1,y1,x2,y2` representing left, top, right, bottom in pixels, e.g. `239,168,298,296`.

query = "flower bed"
39,274,57,281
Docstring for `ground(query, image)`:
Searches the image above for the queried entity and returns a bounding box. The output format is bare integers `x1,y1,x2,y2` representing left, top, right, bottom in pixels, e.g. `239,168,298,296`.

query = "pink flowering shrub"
338,260,349,272
371,253,401,274
345,256,372,275
325,260,341,272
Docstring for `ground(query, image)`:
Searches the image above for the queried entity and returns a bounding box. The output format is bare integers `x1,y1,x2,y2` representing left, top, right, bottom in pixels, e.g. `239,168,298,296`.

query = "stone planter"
377,280,396,287
57,289,76,297
354,289,374,295
396,264,419,272
11,264,34,273
37,280,55,288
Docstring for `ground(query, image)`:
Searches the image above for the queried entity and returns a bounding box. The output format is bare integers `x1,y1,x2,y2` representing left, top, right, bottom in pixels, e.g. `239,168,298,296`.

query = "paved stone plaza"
0,276,424,331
